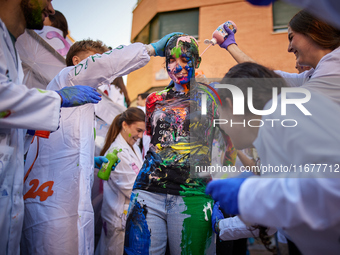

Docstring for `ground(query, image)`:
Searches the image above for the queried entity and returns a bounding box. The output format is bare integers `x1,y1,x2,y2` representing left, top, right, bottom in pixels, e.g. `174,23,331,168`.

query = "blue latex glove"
219,26,237,50
246,0,274,6
212,202,224,234
206,173,253,215
151,32,183,57
57,85,102,107
94,156,121,171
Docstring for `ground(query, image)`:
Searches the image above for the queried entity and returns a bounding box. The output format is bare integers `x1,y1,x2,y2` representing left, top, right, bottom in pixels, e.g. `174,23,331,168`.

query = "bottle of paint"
97,149,121,180
204,21,237,46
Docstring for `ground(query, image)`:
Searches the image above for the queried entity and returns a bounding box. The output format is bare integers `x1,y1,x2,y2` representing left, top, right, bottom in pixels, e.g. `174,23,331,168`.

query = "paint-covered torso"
133,84,236,195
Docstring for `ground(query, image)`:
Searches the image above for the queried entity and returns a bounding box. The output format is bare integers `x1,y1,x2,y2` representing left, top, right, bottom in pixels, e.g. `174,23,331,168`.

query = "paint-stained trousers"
124,189,216,255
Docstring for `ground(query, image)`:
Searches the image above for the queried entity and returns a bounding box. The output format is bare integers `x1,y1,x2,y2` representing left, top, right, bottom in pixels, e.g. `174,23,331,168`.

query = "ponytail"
100,114,123,156
100,107,145,156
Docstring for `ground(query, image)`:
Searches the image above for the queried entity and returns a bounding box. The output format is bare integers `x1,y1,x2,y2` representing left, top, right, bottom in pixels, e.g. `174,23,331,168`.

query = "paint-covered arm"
0,71,60,130
67,43,150,88
145,91,164,136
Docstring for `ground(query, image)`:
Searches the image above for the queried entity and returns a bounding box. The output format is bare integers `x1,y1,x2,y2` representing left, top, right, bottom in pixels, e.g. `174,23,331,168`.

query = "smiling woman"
96,107,145,255
287,10,340,69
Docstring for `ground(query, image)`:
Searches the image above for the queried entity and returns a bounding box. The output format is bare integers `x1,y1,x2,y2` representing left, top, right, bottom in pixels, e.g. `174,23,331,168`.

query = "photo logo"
201,84,311,116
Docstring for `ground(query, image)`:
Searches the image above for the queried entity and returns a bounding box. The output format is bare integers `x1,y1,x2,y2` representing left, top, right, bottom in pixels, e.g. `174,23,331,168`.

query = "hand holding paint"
97,149,122,180
201,21,237,56
205,21,237,46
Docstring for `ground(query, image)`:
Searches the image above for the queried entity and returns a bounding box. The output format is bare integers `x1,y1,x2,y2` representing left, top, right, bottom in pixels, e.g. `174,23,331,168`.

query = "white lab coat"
96,133,143,255
35,26,73,58
98,84,126,107
0,19,61,255
21,43,150,255
276,47,340,106
238,91,340,254
219,216,277,241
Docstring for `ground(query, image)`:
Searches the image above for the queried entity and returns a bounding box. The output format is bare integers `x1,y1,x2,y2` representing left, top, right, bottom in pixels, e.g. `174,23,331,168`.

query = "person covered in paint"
124,34,236,254
0,1,102,254
206,62,340,255
21,33,177,255
95,107,145,255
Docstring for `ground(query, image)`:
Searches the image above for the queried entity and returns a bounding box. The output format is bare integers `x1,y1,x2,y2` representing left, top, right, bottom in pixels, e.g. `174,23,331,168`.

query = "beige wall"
127,0,297,101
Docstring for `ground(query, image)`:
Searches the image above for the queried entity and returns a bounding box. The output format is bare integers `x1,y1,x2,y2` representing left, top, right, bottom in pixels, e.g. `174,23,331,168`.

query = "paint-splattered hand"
151,32,183,57
57,85,102,107
206,172,253,215
94,156,121,170
219,26,237,50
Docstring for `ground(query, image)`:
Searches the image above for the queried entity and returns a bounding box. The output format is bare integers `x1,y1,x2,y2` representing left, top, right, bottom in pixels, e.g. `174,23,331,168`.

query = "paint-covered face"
167,51,195,86
123,121,145,147
166,36,200,88
21,0,55,30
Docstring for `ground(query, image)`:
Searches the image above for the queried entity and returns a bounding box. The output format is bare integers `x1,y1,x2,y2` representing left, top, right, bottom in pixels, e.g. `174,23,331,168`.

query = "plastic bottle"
97,149,121,180
204,21,237,46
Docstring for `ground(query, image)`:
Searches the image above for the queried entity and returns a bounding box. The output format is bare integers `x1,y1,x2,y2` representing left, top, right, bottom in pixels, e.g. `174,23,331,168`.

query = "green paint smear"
171,46,182,58
179,187,214,254
0,110,11,118
37,89,48,93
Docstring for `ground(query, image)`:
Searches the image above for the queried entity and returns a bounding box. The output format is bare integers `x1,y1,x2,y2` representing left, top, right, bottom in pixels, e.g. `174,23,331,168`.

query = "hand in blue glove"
57,85,102,107
212,202,224,234
206,172,253,215
94,156,121,171
151,32,183,57
219,25,237,50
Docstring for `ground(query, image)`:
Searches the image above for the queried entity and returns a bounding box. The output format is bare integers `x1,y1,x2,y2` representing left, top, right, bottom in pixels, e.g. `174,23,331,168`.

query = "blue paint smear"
124,200,151,255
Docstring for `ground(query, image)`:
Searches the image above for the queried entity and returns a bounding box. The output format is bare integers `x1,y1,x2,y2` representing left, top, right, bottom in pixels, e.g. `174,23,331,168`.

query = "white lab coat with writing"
238,91,340,254
0,19,61,255
96,133,143,255
21,43,150,255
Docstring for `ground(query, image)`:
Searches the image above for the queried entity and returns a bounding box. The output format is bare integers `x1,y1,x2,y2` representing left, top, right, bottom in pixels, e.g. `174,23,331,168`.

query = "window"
272,0,301,31
133,8,199,44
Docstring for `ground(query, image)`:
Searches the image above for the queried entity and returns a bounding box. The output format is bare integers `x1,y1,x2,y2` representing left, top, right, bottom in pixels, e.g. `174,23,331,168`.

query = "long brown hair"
49,10,69,38
289,10,340,50
111,77,131,107
100,107,145,156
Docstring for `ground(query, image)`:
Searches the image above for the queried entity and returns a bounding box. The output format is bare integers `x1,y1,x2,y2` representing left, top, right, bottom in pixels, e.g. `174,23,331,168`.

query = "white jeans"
124,189,216,255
